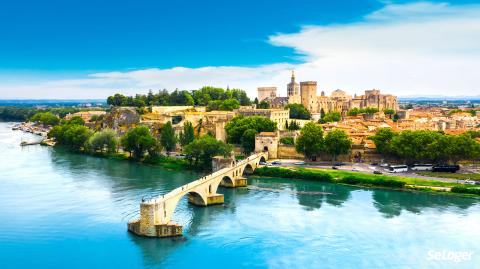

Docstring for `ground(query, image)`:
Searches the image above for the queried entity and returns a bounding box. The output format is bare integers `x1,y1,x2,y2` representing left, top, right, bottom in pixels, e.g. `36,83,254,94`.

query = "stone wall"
277,145,304,159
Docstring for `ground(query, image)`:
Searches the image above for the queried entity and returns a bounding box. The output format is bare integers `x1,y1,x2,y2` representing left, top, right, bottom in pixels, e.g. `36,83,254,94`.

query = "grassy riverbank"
418,171,480,181
57,147,193,171
253,167,480,197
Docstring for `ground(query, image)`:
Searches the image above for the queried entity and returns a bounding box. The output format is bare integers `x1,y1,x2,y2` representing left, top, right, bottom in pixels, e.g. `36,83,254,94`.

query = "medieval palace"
258,71,398,116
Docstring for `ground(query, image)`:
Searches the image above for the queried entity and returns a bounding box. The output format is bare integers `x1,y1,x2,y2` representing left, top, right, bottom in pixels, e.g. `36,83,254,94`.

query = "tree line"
0,107,85,122
106,86,251,111
295,123,352,161
47,116,232,170
370,128,480,164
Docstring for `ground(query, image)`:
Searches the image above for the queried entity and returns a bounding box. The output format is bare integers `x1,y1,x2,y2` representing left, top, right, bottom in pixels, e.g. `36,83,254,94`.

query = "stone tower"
257,87,277,102
287,71,301,104
300,81,318,113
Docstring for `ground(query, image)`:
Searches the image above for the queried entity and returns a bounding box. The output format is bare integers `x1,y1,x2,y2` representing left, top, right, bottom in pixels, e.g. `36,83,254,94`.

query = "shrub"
451,186,480,195
280,137,294,145
339,175,405,188
254,167,333,182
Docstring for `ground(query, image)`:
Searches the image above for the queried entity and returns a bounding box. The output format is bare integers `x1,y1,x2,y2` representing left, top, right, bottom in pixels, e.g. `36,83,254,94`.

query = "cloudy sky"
0,0,479,99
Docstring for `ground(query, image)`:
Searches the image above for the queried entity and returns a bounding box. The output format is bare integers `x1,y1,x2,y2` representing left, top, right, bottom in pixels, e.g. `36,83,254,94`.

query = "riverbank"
253,167,480,198
68,149,195,171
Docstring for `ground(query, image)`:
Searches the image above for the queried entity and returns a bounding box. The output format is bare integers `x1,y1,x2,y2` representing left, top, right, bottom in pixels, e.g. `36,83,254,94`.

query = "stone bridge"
128,152,268,237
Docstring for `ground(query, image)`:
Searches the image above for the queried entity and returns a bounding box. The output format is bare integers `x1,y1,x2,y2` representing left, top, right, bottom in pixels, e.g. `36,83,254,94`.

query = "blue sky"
1,0,479,98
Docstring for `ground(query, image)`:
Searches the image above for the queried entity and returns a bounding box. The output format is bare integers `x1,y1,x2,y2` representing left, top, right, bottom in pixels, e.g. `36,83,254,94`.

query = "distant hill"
399,95,480,102
0,99,106,107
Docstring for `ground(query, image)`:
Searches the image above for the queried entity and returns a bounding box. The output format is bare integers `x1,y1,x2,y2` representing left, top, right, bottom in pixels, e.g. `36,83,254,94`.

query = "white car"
464,179,476,185
294,162,306,165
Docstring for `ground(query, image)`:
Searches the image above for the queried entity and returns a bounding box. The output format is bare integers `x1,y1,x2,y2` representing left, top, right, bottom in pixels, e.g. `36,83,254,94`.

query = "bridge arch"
242,163,255,176
187,191,208,206
259,156,267,163
221,175,234,186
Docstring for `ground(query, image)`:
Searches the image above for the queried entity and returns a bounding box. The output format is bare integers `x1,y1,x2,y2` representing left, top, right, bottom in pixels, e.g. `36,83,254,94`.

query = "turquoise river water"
0,122,479,268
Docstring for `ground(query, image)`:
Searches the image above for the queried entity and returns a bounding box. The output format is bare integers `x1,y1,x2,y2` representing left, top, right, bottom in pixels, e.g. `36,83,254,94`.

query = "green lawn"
417,171,480,181
306,168,465,188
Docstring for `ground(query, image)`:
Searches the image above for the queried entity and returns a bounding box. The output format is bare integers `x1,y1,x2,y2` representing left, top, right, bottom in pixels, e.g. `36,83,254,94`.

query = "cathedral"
258,71,398,115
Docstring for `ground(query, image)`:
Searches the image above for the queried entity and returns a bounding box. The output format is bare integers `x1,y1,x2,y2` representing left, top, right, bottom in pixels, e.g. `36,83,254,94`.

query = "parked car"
373,170,383,175
271,161,281,165
352,167,359,172
370,162,379,166
259,161,267,165
294,162,306,165
334,162,345,166
332,166,338,170
380,163,389,167
464,179,477,185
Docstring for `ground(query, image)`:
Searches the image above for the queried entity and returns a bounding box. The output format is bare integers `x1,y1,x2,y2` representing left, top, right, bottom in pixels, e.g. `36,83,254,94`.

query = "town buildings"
258,71,398,115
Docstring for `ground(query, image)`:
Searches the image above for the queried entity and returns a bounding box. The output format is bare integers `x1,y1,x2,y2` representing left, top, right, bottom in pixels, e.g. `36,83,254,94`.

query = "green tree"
257,101,270,109
107,93,127,106
448,134,480,164
65,116,85,126
121,126,158,159
240,129,257,153
179,121,195,146
229,88,251,105
384,109,395,116
62,125,93,151
225,115,277,144
160,121,177,152
324,129,352,162
319,112,341,123
285,104,310,119
87,129,118,154
295,122,324,160
183,135,233,168
206,100,222,111
30,112,60,126
280,137,294,145
370,128,397,156
218,98,240,111
288,120,301,131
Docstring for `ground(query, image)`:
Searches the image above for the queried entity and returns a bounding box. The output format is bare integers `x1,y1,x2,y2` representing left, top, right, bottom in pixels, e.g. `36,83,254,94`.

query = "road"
268,159,469,184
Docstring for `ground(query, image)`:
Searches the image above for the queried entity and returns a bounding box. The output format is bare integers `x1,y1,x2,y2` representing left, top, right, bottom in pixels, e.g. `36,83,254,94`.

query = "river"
0,122,479,268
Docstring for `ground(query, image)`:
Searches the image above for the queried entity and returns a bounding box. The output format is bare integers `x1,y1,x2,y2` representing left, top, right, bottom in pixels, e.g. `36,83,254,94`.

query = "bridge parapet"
128,152,268,237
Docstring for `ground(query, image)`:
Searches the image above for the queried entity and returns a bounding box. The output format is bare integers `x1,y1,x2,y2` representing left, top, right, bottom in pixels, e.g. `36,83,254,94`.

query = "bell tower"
287,70,300,104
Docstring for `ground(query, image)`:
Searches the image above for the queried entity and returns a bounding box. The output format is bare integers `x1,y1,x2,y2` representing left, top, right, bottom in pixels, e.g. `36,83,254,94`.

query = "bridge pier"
128,152,268,238
220,177,248,188
187,193,225,206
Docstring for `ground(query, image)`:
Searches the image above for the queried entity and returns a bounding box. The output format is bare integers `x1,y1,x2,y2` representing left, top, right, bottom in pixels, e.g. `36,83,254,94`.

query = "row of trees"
347,107,380,116
48,117,232,170
107,86,251,111
0,107,84,122
295,123,352,161
370,129,480,164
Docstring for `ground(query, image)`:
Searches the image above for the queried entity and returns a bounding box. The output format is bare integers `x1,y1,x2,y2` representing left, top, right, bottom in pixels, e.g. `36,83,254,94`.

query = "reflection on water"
1,122,479,269
372,188,478,218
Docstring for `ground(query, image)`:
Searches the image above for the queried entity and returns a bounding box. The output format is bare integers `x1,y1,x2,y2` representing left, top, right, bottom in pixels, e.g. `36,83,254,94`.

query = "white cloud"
1,2,480,99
